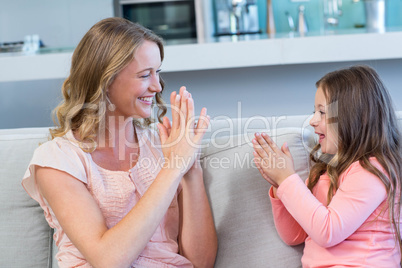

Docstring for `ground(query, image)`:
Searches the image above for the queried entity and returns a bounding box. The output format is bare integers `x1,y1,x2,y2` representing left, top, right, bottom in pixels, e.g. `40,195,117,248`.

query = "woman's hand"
252,132,296,188
157,87,209,176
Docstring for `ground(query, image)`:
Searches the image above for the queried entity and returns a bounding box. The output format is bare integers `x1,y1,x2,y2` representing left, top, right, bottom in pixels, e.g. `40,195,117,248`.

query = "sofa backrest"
201,121,315,267
0,111,401,267
0,127,54,268
203,114,313,140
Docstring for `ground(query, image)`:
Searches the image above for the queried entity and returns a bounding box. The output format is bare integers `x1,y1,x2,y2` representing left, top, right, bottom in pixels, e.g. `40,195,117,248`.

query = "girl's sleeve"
22,140,88,206
269,180,308,245
276,162,387,248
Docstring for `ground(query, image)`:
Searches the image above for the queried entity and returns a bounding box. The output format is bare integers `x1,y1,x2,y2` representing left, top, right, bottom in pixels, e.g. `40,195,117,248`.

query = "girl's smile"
310,87,338,154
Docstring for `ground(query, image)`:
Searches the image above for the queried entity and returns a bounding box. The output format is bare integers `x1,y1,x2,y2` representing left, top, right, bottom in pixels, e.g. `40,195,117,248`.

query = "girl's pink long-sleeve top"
269,158,401,267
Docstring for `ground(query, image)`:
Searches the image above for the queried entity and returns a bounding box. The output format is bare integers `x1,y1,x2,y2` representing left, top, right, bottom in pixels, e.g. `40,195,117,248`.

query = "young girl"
253,65,402,267
22,18,217,268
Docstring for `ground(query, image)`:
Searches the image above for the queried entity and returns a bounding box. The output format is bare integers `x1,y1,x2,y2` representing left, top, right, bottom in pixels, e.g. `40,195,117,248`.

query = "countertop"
1,27,402,83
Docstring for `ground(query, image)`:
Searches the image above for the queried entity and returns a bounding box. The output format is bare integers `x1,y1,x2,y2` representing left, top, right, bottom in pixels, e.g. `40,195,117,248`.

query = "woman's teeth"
138,97,152,102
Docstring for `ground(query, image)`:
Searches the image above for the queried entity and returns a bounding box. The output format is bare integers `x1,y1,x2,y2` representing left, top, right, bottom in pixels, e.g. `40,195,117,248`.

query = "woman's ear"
105,91,115,111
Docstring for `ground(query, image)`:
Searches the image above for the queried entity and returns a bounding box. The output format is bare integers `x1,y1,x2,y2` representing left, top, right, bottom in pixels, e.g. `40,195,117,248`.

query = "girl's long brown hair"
307,65,402,258
50,17,167,150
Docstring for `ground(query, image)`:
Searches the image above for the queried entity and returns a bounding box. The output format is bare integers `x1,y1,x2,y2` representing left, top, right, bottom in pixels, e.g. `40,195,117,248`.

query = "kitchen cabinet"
1,28,402,83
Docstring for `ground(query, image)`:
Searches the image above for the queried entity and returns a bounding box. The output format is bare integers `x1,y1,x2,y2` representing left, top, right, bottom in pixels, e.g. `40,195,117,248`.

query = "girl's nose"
309,112,320,127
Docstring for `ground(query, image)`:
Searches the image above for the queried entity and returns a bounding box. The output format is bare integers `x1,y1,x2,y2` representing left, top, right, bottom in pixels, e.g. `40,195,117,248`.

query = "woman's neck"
97,115,138,151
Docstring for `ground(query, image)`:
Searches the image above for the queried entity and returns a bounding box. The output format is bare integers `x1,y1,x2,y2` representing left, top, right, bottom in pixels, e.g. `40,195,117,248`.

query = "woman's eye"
140,74,151,78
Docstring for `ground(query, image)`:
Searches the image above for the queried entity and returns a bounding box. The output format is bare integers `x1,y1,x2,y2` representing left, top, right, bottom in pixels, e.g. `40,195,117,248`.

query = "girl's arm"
177,160,218,268
269,186,308,245
275,166,387,248
253,133,387,248
253,132,306,244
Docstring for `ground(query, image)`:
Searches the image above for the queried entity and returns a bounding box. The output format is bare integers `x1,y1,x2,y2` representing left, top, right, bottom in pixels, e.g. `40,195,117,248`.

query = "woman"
22,17,217,268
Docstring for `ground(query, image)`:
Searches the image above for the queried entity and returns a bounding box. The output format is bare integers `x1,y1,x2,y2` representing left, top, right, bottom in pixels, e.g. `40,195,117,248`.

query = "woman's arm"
178,161,218,268
36,89,209,268
36,165,183,268
160,87,217,267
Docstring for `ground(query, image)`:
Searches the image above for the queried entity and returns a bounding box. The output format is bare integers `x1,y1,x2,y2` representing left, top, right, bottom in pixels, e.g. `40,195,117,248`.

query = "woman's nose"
150,74,162,93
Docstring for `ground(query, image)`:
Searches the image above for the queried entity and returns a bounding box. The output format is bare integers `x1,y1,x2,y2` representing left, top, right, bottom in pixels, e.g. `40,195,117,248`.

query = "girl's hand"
157,87,209,176
252,132,295,188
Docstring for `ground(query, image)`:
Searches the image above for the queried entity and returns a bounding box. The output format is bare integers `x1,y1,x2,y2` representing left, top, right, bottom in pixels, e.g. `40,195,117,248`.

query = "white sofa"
1,113,400,267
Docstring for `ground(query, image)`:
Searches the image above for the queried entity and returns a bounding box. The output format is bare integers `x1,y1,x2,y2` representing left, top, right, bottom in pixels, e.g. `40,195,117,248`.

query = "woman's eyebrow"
136,68,153,74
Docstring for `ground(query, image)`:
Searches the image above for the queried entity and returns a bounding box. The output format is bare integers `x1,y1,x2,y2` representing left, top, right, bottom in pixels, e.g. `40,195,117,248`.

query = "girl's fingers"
252,136,269,159
261,133,282,155
254,133,272,154
252,133,272,157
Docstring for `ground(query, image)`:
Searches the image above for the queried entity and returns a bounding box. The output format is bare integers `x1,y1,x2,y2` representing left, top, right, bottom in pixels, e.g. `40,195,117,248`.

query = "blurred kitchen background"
1,0,402,129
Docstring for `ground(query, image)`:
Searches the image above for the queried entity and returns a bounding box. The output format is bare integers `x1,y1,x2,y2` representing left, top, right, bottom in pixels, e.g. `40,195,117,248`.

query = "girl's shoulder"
341,157,386,180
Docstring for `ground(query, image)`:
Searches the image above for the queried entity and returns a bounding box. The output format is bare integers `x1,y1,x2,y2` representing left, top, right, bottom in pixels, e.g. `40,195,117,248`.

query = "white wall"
0,0,113,47
1,59,401,129
1,1,401,129
161,59,402,118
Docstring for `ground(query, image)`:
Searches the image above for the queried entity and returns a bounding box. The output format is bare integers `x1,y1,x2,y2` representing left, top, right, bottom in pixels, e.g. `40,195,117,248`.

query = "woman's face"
309,87,338,154
107,40,162,120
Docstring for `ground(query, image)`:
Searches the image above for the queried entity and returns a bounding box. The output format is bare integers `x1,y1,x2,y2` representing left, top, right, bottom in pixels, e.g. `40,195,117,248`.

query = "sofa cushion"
0,128,54,268
201,127,315,267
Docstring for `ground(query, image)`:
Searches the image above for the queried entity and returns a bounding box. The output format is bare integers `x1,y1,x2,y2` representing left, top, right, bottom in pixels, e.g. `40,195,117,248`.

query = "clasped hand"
252,132,296,188
157,87,210,176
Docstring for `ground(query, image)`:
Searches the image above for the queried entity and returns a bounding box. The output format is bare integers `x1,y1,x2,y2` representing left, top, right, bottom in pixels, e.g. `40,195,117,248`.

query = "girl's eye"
312,110,326,116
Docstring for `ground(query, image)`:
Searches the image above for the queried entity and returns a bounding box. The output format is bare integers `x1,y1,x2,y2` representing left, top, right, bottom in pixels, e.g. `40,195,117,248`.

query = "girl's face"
107,40,162,119
309,87,338,154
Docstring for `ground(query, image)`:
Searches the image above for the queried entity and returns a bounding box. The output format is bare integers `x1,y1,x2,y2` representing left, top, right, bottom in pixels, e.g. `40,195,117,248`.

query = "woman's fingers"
195,109,210,137
179,90,189,130
162,116,171,136
171,93,181,130
179,86,186,97
170,91,176,108
186,97,195,130
157,123,168,145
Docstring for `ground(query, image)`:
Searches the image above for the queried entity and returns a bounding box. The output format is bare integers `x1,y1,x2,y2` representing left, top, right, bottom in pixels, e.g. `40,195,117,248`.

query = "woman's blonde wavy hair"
50,17,167,149
307,65,402,259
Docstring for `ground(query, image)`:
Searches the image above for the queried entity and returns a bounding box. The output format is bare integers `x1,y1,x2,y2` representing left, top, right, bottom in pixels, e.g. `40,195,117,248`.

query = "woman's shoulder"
36,131,85,156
